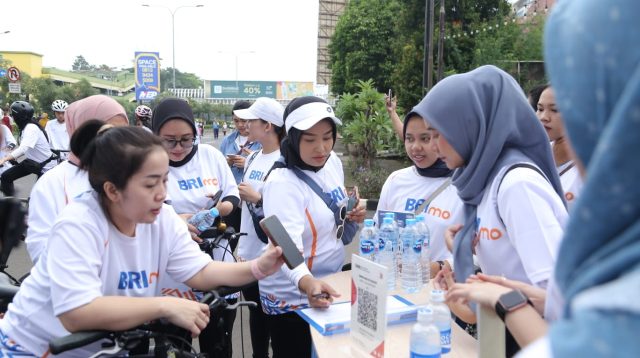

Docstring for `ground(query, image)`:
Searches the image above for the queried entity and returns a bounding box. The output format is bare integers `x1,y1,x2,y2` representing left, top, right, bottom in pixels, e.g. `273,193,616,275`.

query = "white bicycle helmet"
51,100,69,112
135,105,153,119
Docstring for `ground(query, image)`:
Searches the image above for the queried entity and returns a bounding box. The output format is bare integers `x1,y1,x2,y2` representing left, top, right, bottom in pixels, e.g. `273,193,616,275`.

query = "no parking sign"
7,67,20,82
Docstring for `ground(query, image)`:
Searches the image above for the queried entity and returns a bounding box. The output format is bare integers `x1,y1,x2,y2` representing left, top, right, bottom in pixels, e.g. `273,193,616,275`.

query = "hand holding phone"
259,215,305,269
346,186,359,212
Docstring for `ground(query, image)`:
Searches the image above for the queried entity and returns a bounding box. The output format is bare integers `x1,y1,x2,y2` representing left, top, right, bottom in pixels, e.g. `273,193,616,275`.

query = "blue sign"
134,52,161,102
0,69,6,77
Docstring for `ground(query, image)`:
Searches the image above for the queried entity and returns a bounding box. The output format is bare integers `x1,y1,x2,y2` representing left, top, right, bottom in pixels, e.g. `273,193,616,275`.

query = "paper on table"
297,295,417,336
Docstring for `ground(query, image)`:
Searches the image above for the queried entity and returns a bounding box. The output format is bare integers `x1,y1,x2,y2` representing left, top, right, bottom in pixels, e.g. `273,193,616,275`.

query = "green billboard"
210,81,277,99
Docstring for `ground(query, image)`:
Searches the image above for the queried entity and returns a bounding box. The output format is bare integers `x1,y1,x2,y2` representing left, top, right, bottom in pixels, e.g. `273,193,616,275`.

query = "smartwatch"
494,289,532,322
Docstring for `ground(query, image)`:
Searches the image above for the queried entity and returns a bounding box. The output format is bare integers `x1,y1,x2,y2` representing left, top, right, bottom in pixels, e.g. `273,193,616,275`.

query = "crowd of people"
0,0,637,356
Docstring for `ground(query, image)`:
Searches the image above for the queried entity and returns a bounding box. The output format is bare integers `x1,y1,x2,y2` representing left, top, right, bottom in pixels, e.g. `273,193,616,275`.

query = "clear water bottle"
410,307,441,358
415,214,431,286
188,208,220,232
376,217,397,291
401,219,422,293
430,290,452,354
383,212,402,276
358,219,378,261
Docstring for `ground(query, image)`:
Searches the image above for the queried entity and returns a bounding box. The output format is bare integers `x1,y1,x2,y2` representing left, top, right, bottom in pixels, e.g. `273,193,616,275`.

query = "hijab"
545,0,640,354
151,97,199,167
403,113,452,178
65,95,128,164
410,65,563,282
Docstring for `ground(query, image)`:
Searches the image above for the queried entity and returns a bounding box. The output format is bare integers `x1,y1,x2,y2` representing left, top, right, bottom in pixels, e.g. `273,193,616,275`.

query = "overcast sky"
1,0,320,82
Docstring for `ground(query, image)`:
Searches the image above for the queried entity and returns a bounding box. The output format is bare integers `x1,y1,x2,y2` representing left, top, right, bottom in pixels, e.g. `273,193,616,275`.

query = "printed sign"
7,67,20,82
210,80,277,99
8,82,21,94
134,52,161,102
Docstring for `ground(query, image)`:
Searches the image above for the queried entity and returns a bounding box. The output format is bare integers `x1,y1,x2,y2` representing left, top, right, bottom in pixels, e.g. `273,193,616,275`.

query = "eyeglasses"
335,204,347,240
161,136,195,149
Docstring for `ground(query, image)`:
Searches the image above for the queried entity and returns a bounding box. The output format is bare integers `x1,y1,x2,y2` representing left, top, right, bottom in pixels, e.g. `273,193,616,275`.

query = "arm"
25,173,66,263
385,94,404,141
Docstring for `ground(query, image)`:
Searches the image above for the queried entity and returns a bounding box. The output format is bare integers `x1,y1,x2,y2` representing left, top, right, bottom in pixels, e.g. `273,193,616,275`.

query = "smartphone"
388,89,392,99
346,186,359,212
259,215,305,269
207,189,223,209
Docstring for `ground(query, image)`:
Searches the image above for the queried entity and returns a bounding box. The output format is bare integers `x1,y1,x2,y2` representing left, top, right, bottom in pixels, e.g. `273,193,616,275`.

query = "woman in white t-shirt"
0,122,17,176
535,85,583,210
260,96,364,358
375,110,463,275
26,95,130,263
0,101,54,196
151,97,240,357
234,97,285,358
0,126,284,357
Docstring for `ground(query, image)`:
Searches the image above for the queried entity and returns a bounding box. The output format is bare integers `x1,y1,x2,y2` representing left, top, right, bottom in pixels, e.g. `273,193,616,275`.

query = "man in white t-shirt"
46,100,70,156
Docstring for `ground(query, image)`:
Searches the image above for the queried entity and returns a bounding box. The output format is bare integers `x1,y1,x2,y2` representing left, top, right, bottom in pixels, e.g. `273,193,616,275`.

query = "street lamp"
217,51,255,91
142,4,204,92
0,30,10,35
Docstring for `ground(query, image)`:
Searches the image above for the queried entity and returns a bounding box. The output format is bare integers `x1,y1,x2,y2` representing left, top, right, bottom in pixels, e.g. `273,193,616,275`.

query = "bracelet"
251,259,268,280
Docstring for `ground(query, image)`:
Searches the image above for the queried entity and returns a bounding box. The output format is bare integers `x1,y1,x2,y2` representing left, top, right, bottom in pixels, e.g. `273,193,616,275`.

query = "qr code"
356,287,378,331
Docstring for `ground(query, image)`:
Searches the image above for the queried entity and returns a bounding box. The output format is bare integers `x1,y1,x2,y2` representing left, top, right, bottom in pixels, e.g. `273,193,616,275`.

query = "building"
0,51,44,78
316,0,348,86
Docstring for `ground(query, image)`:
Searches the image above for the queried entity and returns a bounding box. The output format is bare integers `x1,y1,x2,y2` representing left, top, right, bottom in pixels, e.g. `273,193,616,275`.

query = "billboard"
209,80,314,99
135,52,161,102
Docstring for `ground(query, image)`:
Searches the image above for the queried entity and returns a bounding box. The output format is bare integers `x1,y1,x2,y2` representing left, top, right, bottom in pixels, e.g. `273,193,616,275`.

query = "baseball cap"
234,97,285,127
283,96,341,133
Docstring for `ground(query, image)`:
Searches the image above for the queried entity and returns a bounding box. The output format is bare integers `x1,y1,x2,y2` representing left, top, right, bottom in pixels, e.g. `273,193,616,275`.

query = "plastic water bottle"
430,290,452,354
376,217,397,291
400,219,422,293
410,307,441,358
415,214,431,286
358,219,378,261
188,208,220,232
383,212,402,276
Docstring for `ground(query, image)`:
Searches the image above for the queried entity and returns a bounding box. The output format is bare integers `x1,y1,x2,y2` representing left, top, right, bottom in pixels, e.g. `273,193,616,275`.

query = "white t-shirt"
0,125,16,174
374,166,463,262
238,149,281,261
558,161,583,211
162,144,240,300
12,123,55,170
25,161,92,263
474,165,567,287
259,153,347,314
0,192,211,357
235,134,248,148
44,119,70,151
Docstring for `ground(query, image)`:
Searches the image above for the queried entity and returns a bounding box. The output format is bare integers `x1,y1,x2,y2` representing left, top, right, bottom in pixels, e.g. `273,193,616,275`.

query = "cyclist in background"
135,105,153,132
0,101,54,196
45,100,70,161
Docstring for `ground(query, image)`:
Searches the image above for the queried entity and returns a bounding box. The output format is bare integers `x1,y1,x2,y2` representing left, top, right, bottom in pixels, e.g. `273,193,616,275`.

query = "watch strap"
495,290,532,322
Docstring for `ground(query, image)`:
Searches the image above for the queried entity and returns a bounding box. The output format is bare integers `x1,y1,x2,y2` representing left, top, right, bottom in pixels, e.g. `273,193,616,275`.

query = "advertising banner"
276,81,314,99
135,52,161,102
210,81,277,99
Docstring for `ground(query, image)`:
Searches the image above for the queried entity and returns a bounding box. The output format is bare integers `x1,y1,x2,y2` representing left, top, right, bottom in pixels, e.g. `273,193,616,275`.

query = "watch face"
500,290,528,310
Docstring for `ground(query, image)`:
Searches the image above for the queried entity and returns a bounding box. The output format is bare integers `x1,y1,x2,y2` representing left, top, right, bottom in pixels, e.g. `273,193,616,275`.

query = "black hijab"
402,113,452,178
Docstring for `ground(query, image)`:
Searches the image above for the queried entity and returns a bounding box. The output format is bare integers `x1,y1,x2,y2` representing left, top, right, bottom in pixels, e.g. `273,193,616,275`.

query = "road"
4,128,360,358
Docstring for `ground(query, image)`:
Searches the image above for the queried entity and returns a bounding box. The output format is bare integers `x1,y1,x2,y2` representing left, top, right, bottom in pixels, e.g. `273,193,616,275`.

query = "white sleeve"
164,207,212,283
498,168,566,286
11,125,39,158
2,126,16,147
44,122,54,146
213,149,240,201
262,173,312,288
374,174,395,225
25,174,66,263
48,211,106,316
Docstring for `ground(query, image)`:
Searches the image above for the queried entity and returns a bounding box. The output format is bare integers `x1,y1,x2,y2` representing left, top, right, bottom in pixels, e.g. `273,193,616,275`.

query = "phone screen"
259,215,305,269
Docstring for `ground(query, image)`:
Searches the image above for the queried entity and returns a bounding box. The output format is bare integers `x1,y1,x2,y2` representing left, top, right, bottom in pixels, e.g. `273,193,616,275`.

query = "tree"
329,0,399,95
160,68,202,91
71,55,93,71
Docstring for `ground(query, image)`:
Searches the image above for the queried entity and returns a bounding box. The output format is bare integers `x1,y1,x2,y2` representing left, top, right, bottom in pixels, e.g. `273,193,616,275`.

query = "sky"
1,0,320,83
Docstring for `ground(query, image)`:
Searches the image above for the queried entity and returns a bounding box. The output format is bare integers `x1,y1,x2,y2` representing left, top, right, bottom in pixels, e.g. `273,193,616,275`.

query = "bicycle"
48,288,257,358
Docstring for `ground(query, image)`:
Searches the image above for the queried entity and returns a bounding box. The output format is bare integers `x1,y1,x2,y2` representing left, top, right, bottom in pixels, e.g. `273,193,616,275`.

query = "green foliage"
347,159,394,200
72,55,92,71
160,68,202,92
335,80,398,169
329,0,399,95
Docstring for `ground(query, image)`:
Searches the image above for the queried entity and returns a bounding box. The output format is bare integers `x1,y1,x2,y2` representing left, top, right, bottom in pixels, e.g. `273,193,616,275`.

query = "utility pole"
437,0,446,82
423,0,436,93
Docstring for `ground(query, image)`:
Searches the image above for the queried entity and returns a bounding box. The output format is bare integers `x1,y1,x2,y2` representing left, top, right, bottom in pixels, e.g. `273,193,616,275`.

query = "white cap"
234,97,285,127
431,289,445,303
284,100,342,133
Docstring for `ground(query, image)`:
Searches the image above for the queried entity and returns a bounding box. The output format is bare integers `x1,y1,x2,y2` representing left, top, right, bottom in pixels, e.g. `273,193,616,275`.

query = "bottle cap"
209,208,220,217
384,212,396,219
382,217,394,225
417,306,434,322
406,218,416,226
431,289,445,303
415,214,425,222
364,219,374,227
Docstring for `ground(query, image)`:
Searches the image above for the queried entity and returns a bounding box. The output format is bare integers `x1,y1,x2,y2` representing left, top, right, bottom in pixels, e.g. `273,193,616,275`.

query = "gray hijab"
411,65,564,282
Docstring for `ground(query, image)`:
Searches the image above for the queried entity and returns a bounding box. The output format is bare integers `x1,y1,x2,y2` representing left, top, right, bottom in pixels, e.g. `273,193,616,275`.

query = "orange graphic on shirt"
476,227,503,241
427,206,451,220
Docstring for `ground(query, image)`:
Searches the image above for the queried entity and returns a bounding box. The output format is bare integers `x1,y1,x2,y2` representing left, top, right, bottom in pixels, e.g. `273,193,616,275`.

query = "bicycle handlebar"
49,330,111,355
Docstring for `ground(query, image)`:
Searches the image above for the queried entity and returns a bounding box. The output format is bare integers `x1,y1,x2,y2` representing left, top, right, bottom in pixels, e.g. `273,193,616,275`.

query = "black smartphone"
346,186,359,212
207,190,223,209
259,215,305,269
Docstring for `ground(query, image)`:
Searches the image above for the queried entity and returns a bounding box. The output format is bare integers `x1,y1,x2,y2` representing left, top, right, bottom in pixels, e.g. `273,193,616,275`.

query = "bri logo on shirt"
248,170,265,181
178,176,219,190
404,198,451,219
330,187,347,205
118,270,159,290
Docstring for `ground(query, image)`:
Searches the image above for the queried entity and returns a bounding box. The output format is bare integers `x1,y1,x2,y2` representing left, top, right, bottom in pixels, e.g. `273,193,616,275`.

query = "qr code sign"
356,287,378,331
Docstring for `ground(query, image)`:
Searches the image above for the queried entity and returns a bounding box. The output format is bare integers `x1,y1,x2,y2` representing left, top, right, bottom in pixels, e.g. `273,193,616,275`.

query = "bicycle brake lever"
88,343,123,358
226,301,257,310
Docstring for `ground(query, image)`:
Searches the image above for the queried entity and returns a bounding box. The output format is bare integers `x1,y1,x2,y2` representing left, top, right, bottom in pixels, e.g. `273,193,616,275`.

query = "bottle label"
378,237,386,251
410,352,440,358
440,328,451,353
413,238,423,254
359,239,375,255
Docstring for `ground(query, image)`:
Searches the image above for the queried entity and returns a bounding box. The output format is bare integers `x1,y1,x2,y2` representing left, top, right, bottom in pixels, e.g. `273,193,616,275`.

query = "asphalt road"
3,129,361,358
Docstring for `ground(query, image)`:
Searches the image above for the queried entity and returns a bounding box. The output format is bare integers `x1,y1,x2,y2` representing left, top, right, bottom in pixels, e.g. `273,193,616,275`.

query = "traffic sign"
7,67,20,82
8,82,21,94
0,69,6,77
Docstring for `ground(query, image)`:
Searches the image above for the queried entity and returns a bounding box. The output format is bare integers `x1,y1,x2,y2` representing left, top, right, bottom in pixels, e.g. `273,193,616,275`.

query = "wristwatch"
494,289,532,322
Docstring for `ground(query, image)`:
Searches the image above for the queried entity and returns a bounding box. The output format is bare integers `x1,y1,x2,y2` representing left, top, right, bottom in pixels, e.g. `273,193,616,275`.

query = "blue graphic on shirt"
177,176,219,190
118,270,159,289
